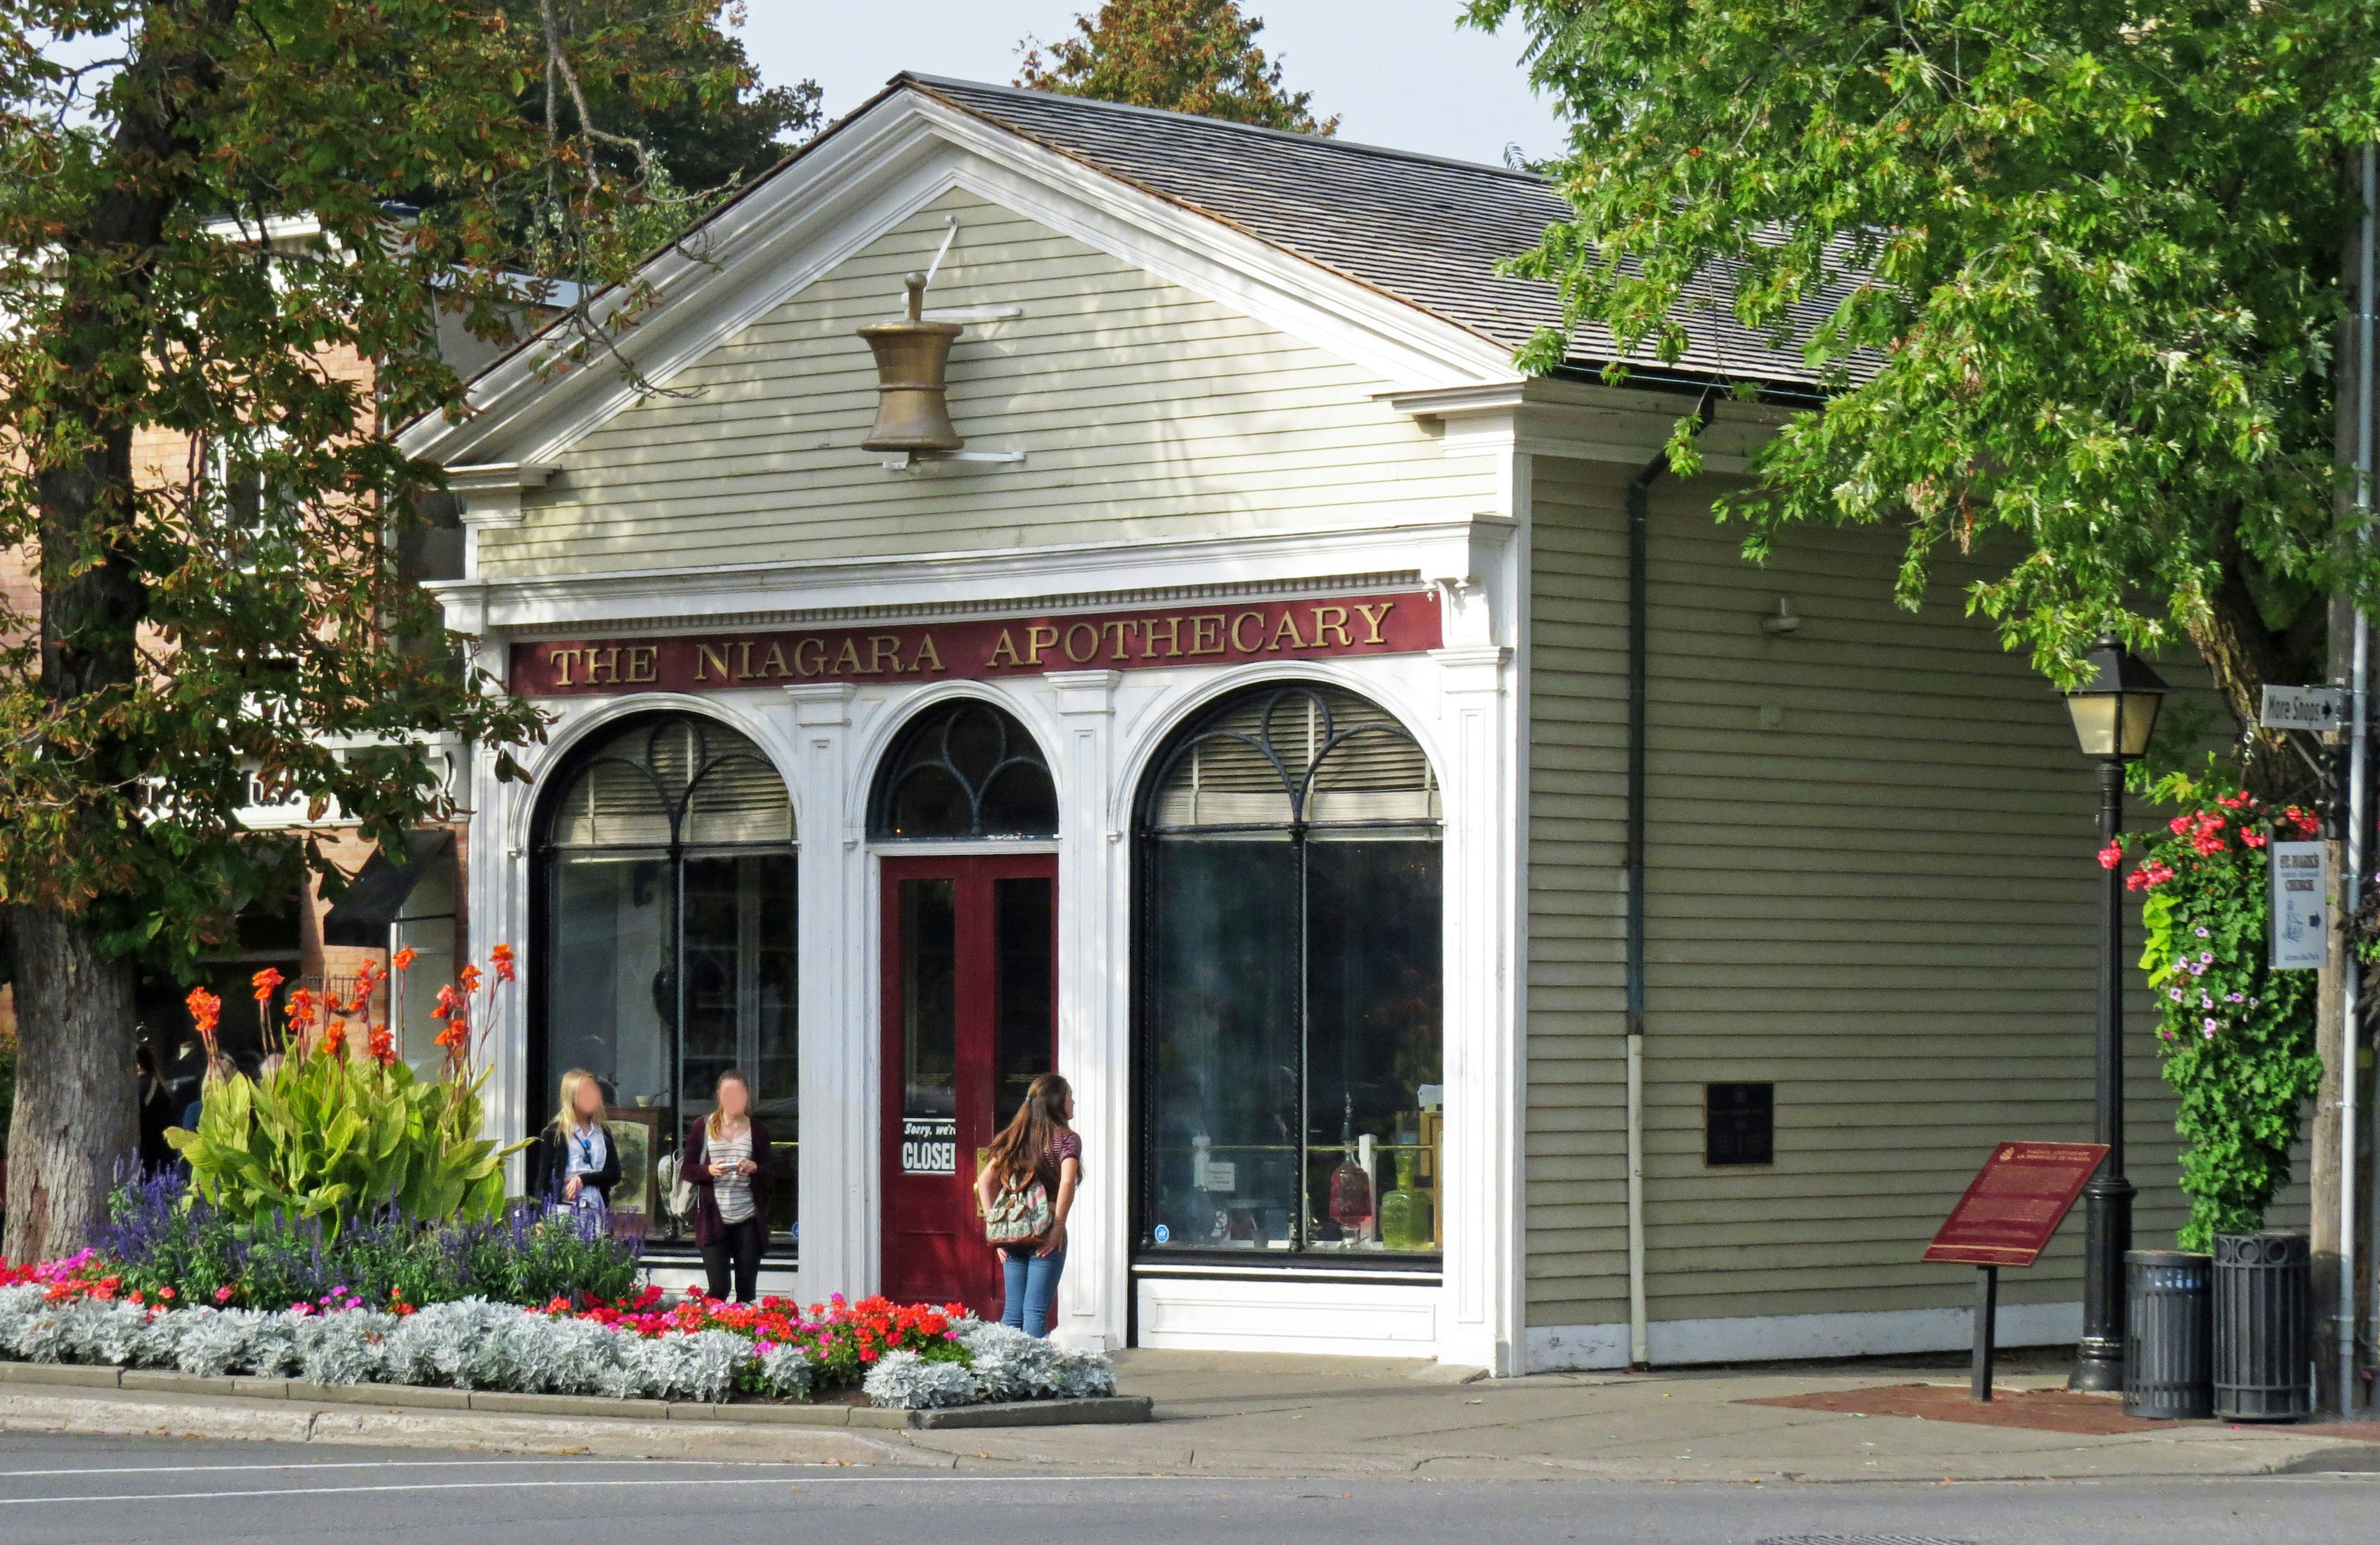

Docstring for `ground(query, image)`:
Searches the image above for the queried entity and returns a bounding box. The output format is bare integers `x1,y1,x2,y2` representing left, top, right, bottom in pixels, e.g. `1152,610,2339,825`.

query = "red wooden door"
879,854,1057,1314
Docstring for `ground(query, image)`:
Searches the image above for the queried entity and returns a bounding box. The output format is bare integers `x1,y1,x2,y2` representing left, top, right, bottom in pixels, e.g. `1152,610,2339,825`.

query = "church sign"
511,590,1442,696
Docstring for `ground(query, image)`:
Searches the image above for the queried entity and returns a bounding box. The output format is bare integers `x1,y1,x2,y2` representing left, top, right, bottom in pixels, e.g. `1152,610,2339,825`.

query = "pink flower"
2097,843,2124,870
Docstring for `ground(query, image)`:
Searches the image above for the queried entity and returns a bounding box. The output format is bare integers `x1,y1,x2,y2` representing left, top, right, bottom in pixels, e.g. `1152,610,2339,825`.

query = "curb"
0,1389,918,1464
0,1363,1150,1442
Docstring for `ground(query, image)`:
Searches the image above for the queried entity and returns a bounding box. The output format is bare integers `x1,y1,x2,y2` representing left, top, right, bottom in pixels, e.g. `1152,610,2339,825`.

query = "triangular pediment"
401,85,1520,472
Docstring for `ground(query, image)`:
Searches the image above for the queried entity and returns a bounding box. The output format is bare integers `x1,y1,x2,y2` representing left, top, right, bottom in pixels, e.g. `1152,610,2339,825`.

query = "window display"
536,714,798,1244
1137,684,1443,1258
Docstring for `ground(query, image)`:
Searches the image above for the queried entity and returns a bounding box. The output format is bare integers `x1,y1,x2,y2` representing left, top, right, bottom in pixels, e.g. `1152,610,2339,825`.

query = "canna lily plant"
167,947,526,1237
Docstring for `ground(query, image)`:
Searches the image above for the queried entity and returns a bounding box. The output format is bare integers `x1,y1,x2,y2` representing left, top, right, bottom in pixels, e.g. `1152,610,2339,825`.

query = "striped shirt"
708,1126,755,1224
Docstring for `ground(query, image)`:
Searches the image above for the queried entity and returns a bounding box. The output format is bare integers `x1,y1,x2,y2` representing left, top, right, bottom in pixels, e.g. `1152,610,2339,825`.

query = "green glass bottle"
1380,1148,1431,1251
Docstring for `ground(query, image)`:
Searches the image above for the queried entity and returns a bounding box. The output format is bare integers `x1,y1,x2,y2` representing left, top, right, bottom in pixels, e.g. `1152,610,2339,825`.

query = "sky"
731,2,1566,169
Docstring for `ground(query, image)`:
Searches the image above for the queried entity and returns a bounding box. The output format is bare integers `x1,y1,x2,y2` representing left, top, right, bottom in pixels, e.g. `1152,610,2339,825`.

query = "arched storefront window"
870,698,1057,840
1136,683,1443,1260
534,714,796,1245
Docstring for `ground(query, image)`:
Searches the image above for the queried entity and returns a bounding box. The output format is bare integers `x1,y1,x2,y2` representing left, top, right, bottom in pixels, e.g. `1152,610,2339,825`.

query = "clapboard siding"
1522,453,2257,1340
478,188,1489,578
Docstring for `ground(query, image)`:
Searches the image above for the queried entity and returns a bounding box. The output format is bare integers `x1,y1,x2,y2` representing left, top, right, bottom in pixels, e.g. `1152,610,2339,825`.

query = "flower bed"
94,1169,644,1314
0,1272,1113,1409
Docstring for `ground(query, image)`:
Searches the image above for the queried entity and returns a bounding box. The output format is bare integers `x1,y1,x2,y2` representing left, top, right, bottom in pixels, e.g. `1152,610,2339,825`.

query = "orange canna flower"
489,943,516,985
284,988,319,1033
456,963,483,994
391,946,418,972
251,966,283,1003
321,1019,348,1058
185,986,222,1054
366,1025,396,1068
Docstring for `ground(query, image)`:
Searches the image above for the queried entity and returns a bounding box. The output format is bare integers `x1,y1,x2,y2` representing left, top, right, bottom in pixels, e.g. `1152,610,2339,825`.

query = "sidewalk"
2,1348,2376,1483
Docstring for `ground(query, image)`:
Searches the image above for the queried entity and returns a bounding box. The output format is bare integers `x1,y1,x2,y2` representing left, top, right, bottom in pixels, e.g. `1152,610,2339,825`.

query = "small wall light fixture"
1758,597,1802,635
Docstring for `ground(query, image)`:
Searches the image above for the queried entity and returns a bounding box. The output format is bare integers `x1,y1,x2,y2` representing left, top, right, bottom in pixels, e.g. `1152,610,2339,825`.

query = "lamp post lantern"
2063,634,2169,1393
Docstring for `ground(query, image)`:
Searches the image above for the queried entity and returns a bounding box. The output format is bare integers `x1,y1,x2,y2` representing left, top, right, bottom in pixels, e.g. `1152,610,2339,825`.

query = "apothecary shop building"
399,76,2180,1375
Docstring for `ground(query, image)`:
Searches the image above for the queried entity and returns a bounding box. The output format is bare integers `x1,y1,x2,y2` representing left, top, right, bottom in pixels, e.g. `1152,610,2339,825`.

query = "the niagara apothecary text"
510,591,1443,696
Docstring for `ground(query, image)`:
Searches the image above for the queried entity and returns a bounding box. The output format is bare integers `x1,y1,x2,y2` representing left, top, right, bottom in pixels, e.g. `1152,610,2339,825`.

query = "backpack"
984,1171,1053,1247
656,1151,697,1223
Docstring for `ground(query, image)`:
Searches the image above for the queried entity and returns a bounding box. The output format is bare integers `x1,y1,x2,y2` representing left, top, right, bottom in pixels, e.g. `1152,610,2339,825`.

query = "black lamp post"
2063,634,2169,1392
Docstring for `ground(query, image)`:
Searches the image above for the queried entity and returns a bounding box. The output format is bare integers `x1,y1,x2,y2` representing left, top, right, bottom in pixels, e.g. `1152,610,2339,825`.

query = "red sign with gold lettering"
1923,1141,2109,1268
510,591,1442,696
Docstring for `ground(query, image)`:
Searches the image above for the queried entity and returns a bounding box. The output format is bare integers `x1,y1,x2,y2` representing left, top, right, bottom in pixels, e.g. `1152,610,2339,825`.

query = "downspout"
1625,397,1716,1370
2351,140,2376,1412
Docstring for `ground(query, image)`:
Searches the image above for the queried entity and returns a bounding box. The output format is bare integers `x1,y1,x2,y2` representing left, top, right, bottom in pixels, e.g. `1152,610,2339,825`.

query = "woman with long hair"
685,1069,774,1301
527,1068,620,1212
973,1073,1080,1338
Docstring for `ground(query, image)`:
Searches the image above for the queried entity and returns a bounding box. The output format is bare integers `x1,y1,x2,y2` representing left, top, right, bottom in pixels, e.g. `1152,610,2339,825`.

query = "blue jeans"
999,1245,1066,1337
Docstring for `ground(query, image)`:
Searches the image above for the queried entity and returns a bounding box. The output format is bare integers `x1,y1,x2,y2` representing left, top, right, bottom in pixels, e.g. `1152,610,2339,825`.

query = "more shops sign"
511,590,1443,696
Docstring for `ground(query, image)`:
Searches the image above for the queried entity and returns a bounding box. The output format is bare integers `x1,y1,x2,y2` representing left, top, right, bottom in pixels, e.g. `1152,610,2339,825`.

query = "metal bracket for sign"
881,448,1028,472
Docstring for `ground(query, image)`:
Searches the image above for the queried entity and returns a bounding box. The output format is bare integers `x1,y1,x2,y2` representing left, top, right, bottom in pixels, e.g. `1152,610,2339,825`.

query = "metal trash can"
2123,1250,2212,1419
2212,1231,2312,1422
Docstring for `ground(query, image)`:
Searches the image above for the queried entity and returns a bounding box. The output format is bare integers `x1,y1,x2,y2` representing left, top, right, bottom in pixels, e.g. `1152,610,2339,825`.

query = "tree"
492,0,819,218
1018,0,1338,135
1468,0,2380,771
0,0,732,1262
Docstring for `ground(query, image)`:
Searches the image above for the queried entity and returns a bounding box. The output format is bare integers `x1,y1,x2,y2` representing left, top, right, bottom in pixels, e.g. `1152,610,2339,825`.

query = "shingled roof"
900,74,1848,393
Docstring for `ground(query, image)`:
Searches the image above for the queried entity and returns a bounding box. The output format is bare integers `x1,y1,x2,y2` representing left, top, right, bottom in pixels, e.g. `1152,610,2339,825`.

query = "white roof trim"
398,88,1521,468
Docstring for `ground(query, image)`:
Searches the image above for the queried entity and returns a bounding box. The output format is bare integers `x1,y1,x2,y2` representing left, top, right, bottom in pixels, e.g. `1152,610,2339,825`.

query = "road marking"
0,1474,1176,1506
0,1459,790,1479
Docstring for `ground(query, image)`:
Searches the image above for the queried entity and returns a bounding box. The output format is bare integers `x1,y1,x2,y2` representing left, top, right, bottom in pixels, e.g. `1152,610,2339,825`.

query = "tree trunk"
2,906,137,1264
2184,529,2316,802
0,11,222,1265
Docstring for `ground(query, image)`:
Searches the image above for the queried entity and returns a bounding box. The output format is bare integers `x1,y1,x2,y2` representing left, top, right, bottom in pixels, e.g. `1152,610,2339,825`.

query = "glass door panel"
901,878,958,1121
990,876,1054,1133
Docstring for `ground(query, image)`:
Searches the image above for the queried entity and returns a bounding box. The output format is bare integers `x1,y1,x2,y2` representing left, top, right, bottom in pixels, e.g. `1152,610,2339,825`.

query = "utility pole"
2316,143,2376,1418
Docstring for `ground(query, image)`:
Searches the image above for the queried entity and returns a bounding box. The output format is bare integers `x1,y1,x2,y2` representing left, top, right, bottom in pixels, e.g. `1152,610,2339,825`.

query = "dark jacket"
684,1116,774,1246
526,1120,622,1206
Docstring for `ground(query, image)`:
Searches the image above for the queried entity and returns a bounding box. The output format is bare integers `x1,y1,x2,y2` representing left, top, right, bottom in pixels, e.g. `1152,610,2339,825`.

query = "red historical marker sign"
509,590,1443,697
1923,1141,2109,1268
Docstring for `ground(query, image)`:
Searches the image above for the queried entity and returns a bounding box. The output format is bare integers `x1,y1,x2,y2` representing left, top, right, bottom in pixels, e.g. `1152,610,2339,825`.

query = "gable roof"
405,73,1841,469
900,74,1844,393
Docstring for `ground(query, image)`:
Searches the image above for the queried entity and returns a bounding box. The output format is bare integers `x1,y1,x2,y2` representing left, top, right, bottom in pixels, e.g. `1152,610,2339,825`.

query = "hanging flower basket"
2107,774,2322,1252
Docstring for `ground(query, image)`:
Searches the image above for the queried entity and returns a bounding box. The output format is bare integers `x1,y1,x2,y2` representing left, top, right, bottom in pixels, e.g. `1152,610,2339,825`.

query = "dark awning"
322,829,454,947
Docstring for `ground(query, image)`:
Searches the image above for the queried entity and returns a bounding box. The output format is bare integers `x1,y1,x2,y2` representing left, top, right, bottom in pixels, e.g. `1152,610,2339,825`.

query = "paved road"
0,1432,2368,1544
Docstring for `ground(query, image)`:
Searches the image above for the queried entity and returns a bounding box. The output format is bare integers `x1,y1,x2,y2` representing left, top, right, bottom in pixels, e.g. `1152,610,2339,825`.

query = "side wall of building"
1522,451,2241,1369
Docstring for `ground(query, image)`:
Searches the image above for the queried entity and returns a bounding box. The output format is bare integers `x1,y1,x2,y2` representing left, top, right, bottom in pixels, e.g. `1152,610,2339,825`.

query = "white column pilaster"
1045,668,1123,1351
1434,642,1520,1373
783,681,863,1302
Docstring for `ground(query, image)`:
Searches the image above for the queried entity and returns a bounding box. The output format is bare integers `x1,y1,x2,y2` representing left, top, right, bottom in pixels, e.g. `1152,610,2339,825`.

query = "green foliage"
2126,770,2324,1249
98,1167,641,1311
1018,0,1338,133
1468,0,2380,717
167,1048,518,1240
460,1211,642,1306
0,0,793,982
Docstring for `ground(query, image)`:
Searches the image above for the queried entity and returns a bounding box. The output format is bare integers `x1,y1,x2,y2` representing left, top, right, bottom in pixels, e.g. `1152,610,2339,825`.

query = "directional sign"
1923,1141,2109,1267
2260,684,2343,734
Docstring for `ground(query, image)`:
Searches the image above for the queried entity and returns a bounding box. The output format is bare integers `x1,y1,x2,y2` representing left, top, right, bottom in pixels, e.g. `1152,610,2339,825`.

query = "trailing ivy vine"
2111,773,2323,1250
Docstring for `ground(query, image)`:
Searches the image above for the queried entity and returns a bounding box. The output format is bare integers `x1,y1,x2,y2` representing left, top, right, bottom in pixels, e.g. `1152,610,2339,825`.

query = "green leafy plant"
1469,0,2380,784
2116,771,2324,1249
168,954,524,1237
